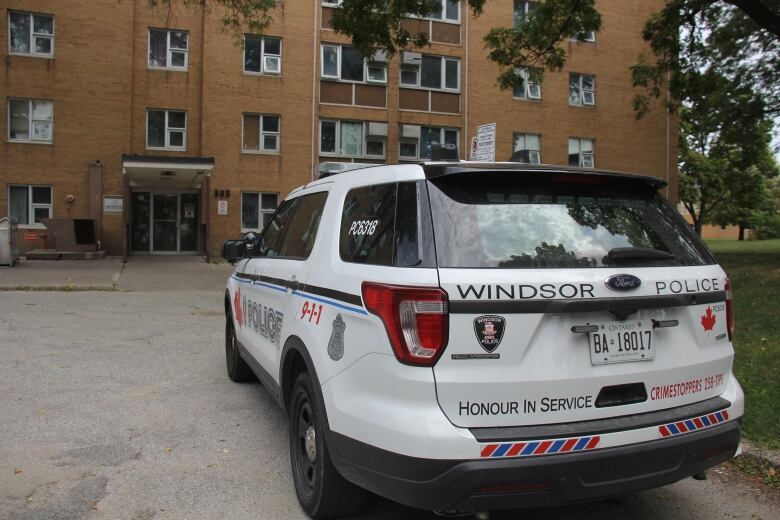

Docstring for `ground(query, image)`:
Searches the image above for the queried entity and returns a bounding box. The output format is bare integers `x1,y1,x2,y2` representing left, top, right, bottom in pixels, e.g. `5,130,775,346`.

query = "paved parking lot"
0,259,778,519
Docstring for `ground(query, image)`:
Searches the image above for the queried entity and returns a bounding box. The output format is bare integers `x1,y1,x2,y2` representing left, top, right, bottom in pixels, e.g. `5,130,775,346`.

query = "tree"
677,69,779,237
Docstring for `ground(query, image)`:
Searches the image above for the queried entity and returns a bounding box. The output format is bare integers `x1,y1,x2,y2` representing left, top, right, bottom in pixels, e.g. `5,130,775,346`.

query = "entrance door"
152,194,178,252
130,191,199,254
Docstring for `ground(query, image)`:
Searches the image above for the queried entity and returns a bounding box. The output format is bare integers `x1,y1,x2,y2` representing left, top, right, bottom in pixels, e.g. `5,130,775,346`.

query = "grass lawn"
706,239,780,449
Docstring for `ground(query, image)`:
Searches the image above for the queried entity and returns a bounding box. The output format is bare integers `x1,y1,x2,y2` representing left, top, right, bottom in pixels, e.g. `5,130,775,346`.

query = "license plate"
588,321,654,365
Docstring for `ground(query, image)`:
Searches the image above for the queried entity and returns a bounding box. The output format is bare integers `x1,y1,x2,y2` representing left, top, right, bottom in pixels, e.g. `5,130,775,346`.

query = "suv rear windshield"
427,172,714,269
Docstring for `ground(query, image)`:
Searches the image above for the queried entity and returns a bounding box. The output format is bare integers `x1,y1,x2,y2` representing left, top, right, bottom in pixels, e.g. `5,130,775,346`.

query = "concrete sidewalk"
0,256,233,292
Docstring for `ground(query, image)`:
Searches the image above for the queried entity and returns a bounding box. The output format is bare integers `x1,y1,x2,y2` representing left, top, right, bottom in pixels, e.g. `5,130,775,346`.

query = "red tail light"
361,282,449,366
725,278,734,342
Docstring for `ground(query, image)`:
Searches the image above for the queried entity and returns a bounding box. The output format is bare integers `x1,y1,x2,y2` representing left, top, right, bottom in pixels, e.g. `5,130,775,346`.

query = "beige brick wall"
0,0,677,257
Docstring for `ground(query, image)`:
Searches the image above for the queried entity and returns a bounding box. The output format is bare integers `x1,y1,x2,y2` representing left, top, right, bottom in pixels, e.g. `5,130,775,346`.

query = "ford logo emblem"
605,274,642,291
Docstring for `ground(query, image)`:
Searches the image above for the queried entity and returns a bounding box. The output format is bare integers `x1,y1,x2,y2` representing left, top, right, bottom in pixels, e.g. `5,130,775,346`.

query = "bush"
749,212,780,239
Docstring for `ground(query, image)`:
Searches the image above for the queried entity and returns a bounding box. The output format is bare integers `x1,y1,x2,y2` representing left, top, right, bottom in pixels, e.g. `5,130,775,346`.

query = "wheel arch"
280,335,329,427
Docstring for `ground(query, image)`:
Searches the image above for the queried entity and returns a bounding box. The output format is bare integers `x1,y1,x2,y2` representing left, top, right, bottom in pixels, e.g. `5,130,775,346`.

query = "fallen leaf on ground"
14,468,21,475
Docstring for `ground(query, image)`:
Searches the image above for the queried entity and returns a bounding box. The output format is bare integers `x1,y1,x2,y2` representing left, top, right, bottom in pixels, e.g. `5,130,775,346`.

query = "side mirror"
221,239,246,264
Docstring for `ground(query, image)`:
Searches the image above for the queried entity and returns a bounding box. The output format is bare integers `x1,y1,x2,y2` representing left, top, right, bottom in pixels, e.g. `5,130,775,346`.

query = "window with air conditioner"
399,125,459,160
320,120,386,159
400,54,459,92
321,44,387,84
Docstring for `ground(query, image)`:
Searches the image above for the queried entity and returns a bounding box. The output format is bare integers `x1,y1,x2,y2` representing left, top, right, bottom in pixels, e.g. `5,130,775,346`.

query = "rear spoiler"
421,163,668,190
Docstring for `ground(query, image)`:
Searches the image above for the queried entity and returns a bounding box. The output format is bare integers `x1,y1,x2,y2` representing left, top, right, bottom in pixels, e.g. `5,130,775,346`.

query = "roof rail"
317,162,379,179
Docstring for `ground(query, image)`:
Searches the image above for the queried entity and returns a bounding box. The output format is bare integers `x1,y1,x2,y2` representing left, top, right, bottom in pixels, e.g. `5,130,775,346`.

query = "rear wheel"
225,309,253,382
289,372,366,518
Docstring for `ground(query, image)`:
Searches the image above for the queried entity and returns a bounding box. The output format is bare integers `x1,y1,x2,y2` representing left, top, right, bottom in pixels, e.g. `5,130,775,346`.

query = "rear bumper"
327,419,740,511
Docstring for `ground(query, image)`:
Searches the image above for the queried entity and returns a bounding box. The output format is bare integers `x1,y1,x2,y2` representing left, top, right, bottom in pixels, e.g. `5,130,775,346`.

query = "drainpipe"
311,2,319,181
463,4,469,159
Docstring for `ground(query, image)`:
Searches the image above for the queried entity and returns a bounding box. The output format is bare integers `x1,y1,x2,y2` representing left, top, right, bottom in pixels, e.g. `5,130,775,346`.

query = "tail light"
725,278,734,342
361,282,449,366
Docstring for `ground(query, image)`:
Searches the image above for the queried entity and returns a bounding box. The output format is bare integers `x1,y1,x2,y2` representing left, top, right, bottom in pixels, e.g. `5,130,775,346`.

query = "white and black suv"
222,160,743,518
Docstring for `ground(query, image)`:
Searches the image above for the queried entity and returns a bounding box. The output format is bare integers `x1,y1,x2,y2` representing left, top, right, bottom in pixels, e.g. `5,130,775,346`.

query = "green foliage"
748,212,780,239
149,0,277,40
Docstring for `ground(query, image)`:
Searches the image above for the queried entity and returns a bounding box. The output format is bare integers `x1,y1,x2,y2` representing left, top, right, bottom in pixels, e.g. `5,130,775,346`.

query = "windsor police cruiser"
221,156,743,518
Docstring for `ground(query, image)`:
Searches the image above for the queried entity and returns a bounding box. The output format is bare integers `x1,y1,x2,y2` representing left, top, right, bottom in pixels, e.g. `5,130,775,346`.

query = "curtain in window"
245,36,262,72
9,99,30,140
242,193,259,229
243,115,260,150
149,30,167,67
147,111,165,147
340,122,362,156
9,186,29,225
9,13,29,53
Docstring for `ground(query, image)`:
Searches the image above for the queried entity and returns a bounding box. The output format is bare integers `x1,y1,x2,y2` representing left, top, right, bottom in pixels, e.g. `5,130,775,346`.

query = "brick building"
1,0,677,258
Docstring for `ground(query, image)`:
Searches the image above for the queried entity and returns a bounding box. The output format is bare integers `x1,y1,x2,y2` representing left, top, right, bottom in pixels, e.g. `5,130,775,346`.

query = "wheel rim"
295,399,318,494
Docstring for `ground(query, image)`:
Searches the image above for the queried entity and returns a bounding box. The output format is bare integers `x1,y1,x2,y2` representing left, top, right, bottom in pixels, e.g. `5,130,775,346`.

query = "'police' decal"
473,315,505,353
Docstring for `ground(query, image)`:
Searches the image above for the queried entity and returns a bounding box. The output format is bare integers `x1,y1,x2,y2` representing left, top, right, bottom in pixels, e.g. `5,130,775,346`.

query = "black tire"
289,372,366,518
225,309,254,382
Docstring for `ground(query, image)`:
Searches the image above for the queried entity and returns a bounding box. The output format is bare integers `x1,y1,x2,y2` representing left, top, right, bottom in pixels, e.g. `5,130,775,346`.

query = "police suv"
222,158,743,518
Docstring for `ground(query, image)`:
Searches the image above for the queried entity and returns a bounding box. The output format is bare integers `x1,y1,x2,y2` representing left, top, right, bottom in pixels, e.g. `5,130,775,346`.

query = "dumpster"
0,217,20,267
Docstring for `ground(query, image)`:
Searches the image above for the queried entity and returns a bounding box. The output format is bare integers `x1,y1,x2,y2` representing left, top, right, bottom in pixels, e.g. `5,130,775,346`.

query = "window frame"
8,184,52,228
243,34,282,76
241,191,279,233
570,31,596,43
320,44,387,85
8,11,55,58
7,98,54,144
568,137,595,168
513,0,538,28
319,119,386,159
512,68,541,101
399,54,460,93
512,132,542,164
146,109,187,151
399,125,460,160
242,113,281,154
147,28,189,71
569,73,596,107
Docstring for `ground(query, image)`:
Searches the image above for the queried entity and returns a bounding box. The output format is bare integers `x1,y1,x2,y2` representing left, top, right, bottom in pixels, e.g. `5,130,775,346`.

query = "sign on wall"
470,123,496,162
217,200,228,216
103,196,124,214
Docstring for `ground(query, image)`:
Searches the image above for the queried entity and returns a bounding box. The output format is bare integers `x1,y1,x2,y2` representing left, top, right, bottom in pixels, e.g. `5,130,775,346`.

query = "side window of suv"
276,191,328,259
255,198,298,257
340,183,397,265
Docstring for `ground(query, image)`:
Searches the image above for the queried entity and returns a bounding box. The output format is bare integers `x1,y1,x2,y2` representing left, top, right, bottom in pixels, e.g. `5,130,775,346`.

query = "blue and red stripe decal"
480,435,600,459
658,409,729,437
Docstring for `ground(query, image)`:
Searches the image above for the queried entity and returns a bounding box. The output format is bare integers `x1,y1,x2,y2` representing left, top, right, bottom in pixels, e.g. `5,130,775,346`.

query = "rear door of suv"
428,169,733,429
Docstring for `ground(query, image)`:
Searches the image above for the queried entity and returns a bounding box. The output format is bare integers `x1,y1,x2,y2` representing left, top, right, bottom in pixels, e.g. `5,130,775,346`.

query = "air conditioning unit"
371,50,388,63
402,51,422,66
367,122,388,137
401,124,421,139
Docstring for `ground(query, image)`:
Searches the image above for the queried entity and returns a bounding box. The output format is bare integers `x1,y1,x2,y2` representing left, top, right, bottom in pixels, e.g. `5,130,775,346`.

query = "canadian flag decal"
700,306,716,331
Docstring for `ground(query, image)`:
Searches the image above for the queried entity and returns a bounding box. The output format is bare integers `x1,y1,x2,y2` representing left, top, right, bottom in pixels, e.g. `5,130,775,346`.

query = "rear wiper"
606,247,675,262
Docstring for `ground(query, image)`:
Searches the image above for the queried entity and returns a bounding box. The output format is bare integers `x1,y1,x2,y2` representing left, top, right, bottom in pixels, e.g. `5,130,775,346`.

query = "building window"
8,11,54,57
513,1,538,27
569,73,595,106
399,125,459,160
244,35,281,75
241,192,279,231
8,99,53,143
8,185,52,226
320,120,386,158
148,29,188,70
426,1,461,22
243,114,280,153
146,110,186,150
321,44,387,84
322,1,343,6
512,69,541,100
400,54,459,92
569,138,594,168
570,30,596,43
512,133,541,164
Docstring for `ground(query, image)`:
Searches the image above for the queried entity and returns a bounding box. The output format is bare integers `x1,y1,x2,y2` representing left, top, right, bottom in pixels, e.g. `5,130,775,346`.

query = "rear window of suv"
427,172,714,269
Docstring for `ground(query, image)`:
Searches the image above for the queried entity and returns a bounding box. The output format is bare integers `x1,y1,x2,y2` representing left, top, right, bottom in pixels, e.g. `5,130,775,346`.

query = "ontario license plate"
589,321,654,365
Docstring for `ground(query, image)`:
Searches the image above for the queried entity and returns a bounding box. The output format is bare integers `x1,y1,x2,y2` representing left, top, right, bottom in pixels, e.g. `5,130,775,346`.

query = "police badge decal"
473,315,505,353
328,314,346,361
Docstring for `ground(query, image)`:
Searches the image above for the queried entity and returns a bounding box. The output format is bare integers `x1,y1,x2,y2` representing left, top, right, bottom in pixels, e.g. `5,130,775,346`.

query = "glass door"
152,194,178,252
179,193,199,252
131,192,151,251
